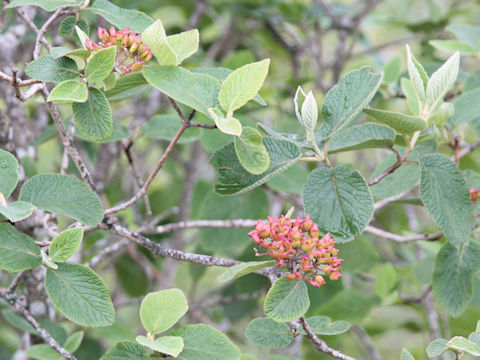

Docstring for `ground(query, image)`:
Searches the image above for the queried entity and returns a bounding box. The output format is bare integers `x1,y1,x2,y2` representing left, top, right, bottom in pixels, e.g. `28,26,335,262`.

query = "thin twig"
33,8,65,59
365,225,443,242
146,219,258,234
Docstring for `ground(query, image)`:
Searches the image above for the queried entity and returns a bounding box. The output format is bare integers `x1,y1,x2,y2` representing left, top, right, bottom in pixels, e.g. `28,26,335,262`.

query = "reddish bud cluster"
470,187,480,202
248,215,343,287
86,27,153,74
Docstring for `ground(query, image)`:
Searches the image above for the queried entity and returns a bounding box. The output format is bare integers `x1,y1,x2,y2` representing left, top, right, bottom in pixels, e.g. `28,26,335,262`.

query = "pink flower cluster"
470,187,480,202
86,27,153,74
248,215,343,287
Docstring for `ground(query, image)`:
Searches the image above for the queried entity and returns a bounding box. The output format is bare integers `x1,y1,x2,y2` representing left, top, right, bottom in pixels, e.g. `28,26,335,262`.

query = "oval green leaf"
234,127,270,175
49,227,83,263
0,149,19,199
264,277,310,322
0,201,35,222
47,80,88,103
135,335,184,357
6,0,84,11
99,341,148,360
0,223,41,272
245,318,293,348
25,55,79,83
218,260,276,283
363,108,426,134
85,47,116,84
90,0,153,33
426,338,449,358
45,263,115,327
296,316,351,336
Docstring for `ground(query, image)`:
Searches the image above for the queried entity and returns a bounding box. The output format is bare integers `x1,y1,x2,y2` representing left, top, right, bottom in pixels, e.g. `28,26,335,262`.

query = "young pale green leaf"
47,80,88,103
294,87,318,135
90,0,153,33
245,318,293,348
25,55,79,83
99,341,148,360
326,123,396,154
264,277,310,322
135,336,184,357
19,173,104,226
140,289,188,335
401,348,415,360
218,59,270,113
319,66,382,138
406,44,428,107
45,263,115,327
234,127,270,175
426,339,449,357
141,115,202,143
141,20,177,65
363,108,426,134
85,47,116,83
72,87,113,141
208,108,242,136
429,40,477,55
374,263,397,298
447,24,480,47
41,249,58,270
401,77,421,115
143,66,220,115
64,331,84,353
0,201,35,222
6,0,83,11
447,336,480,355
171,324,241,360
383,56,403,84
303,166,374,242
0,223,41,272
193,67,266,106
433,241,480,316
25,345,63,360
49,228,83,263
296,316,351,336
75,25,89,50
426,51,460,110
218,260,276,282
420,154,474,248
167,29,199,64
210,137,302,195
0,149,19,199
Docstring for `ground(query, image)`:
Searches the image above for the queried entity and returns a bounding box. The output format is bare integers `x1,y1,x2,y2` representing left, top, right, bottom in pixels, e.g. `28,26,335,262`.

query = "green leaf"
303,166,374,242
135,335,184,357
426,338,449,357
141,20,177,65
294,87,318,135
429,40,477,55
193,67,266,106
25,345,63,360
420,154,474,248
447,336,480,355
208,107,242,136
100,341,148,360
264,277,310,322
47,80,88,103
171,324,241,360
167,29,199,64
450,87,480,126
45,262,115,327
211,137,301,195
406,45,428,107
401,348,415,360
296,316,351,336
104,72,147,101
433,241,480,316
85,47,116,83
25,55,79,83
0,223,41,272
49,228,83,263
363,108,426,134
143,66,220,115
139,289,188,335
374,263,397,298
446,24,480,48
141,114,202,143
383,56,403,84
326,123,396,154
64,331,84,353
234,127,270,175
72,87,113,141
90,0,153,33
75,25,89,50
19,173,104,226
319,66,382,138
0,149,19,199
218,261,276,282
218,59,270,113
245,318,293,348
401,77,420,115
0,201,35,222
6,0,83,11
426,51,460,110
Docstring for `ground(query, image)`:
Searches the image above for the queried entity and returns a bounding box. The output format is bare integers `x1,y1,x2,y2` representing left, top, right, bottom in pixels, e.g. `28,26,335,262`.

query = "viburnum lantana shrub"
0,1,480,360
